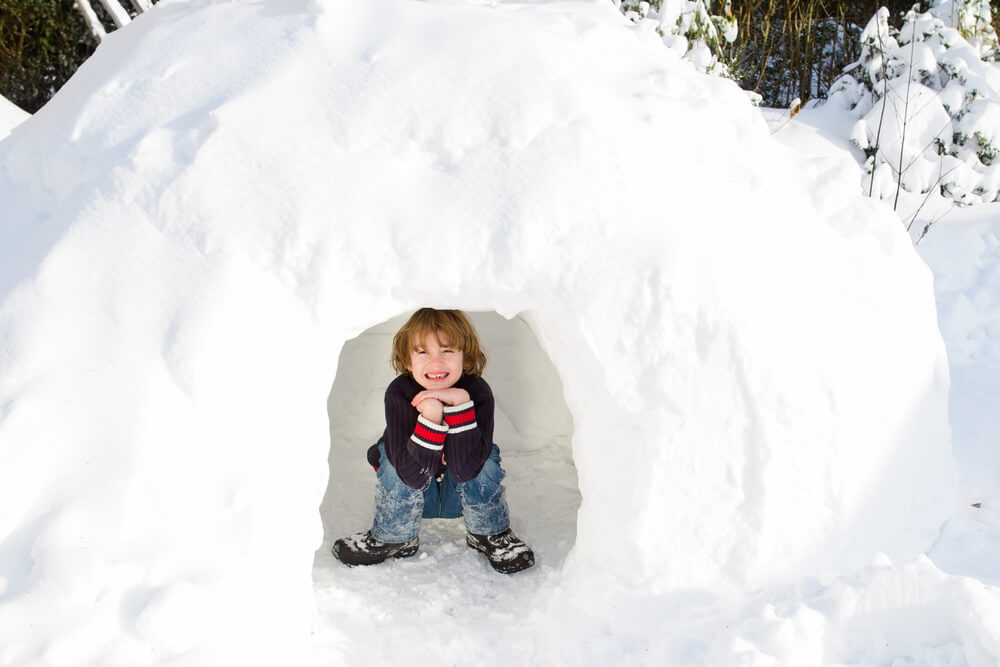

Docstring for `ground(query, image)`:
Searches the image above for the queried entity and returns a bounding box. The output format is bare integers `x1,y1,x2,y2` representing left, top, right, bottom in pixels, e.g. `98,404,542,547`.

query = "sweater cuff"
443,401,477,434
411,414,448,451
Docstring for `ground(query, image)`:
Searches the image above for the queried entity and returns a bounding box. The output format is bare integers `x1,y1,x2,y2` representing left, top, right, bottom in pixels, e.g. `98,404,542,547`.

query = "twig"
906,159,960,236
869,13,890,198
915,206,954,244
893,17,919,210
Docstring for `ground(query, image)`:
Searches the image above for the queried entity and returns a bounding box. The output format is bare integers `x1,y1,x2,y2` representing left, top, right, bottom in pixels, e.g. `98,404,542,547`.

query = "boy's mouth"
426,372,448,380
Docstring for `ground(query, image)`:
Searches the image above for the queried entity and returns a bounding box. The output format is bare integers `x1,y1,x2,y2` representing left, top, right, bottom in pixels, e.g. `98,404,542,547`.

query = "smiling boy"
332,308,535,574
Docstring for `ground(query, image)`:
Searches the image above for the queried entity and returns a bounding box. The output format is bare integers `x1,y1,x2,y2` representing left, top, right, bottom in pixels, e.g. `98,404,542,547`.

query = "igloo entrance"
316,311,579,579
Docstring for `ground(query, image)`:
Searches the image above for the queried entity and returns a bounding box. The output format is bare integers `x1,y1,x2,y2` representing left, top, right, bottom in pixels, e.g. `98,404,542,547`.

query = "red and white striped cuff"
411,414,447,451
443,401,477,435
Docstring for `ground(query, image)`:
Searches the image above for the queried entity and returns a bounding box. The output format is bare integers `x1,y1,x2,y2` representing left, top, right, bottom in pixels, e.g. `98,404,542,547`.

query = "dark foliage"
727,0,937,107
0,0,97,112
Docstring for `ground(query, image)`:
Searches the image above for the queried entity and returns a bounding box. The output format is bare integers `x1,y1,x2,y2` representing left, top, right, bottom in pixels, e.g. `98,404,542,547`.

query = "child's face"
407,330,464,391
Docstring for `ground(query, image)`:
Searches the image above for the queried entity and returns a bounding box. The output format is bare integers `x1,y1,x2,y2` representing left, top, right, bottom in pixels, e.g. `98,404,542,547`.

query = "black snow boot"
466,528,535,574
332,531,419,566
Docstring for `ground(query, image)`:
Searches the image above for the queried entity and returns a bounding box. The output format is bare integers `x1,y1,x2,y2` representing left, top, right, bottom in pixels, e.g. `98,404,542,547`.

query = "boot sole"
393,544,419,558
332,539,419,566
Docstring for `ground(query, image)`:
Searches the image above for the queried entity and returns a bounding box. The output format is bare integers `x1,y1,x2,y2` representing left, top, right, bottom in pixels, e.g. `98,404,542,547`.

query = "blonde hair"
391,308,487,377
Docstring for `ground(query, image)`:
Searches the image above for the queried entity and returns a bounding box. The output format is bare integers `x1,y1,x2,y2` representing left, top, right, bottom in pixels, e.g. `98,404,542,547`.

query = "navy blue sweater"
366,373,495,491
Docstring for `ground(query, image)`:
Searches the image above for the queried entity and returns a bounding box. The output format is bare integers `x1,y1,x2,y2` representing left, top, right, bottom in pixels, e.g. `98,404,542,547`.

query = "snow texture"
0,0,980,665
0,96,28,141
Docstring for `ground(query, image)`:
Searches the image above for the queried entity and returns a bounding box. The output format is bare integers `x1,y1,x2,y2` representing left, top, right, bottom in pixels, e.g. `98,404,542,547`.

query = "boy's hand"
411,388,471,408
414,397,445,424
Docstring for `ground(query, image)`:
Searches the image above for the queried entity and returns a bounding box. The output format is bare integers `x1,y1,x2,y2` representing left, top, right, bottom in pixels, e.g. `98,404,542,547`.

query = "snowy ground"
1,0,1000,664
919,206,1000,586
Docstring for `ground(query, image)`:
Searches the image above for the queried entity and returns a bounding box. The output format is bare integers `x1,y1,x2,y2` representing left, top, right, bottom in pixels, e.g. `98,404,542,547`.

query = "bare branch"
915,206,955,244
906,160,961,233
868,16,890,198
893,17,919,211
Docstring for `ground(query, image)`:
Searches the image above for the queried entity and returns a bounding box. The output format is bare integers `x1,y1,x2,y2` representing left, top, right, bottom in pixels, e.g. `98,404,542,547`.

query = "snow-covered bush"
619,0,737,75
829,3,1000,211
929,0,999,61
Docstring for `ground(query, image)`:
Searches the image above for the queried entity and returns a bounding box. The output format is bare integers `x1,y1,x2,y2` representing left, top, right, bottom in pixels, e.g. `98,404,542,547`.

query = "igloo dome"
0,0,955,663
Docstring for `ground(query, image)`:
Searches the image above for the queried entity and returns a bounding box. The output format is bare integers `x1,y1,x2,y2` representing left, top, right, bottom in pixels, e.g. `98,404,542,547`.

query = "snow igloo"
0,0,956,663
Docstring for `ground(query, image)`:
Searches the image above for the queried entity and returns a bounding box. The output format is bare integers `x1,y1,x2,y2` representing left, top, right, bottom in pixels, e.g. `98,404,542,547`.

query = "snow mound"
0,0,955,663
0,96,28,141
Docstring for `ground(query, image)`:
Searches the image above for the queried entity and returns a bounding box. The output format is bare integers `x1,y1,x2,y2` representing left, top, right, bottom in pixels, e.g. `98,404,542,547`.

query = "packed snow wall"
0,96,28,141
0,0,955,663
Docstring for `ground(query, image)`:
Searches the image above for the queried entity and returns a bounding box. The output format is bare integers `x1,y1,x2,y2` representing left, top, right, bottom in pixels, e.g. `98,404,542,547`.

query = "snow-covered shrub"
618,0,737,75
929,0,999,61
829,4,1000,210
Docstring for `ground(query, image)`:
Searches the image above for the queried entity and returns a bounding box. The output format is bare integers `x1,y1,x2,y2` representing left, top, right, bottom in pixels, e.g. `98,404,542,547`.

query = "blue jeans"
370,442,511,543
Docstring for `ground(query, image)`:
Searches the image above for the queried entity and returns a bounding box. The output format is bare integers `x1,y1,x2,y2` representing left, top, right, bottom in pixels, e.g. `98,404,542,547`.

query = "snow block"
0,96,28,141
0,0,956,663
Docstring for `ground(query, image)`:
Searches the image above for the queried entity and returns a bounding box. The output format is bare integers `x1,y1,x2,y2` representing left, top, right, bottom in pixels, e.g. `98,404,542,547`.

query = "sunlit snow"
1,1,997,665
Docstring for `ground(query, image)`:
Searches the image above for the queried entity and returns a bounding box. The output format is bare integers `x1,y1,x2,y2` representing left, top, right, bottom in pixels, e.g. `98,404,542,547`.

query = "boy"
332,308,535,574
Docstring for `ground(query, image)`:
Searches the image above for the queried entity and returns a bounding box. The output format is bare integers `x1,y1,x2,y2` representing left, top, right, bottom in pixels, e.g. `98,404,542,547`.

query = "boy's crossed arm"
411,387,471,424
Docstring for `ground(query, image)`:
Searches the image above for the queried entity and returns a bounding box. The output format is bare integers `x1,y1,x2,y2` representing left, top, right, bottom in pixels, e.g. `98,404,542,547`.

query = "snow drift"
0,0,955,663
0,96,28,141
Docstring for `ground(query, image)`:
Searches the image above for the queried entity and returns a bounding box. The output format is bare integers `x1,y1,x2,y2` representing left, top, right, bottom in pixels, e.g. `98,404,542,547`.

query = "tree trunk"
75,1,108,40
74,0,153,41
95,0,132,28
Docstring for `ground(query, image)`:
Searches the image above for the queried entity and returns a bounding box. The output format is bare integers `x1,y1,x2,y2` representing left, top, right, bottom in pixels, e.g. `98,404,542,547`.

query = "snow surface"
0,97,28,141
0,0,996,665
